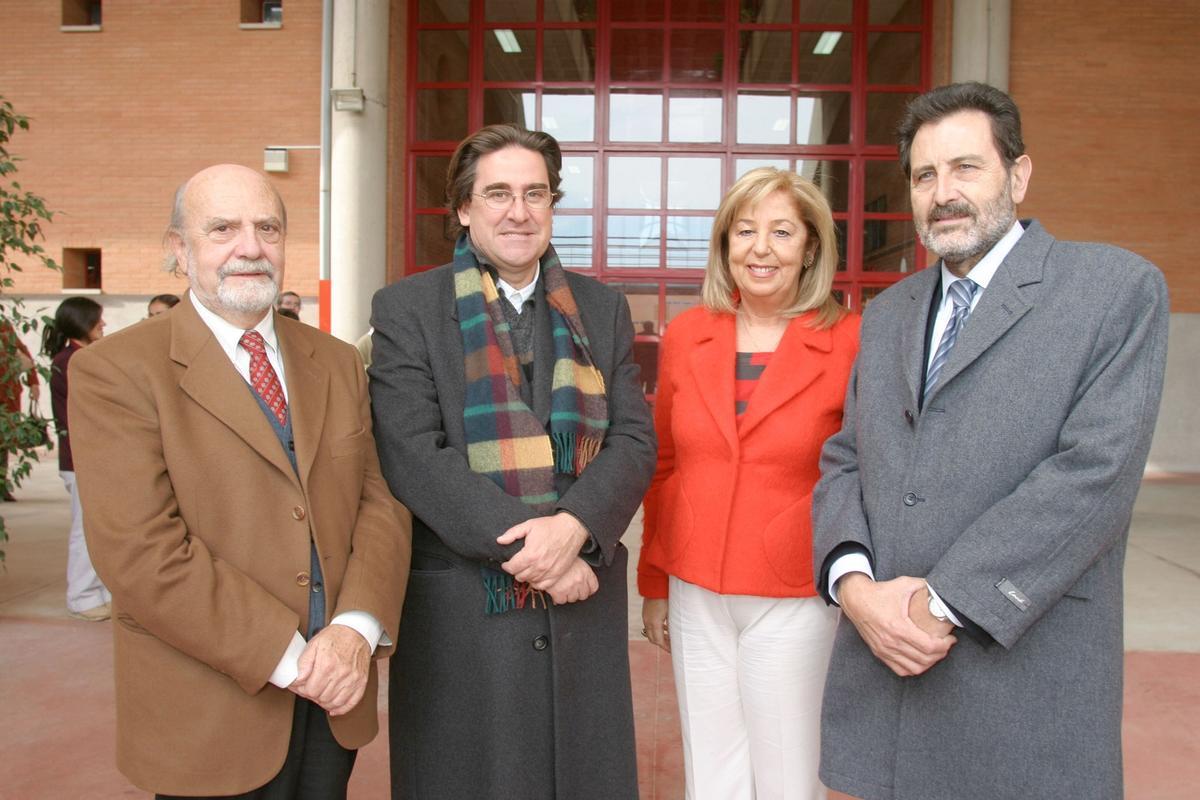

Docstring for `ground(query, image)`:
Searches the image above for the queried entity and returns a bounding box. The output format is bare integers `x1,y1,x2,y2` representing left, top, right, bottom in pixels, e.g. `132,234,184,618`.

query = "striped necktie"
925,278,979,394
240,331,288,427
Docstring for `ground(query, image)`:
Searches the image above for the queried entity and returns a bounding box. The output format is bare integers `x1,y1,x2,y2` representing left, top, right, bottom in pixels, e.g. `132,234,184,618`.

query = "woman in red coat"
638,168,859,799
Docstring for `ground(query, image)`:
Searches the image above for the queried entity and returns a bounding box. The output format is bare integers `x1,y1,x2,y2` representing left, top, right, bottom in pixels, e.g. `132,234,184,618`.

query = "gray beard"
917,190,1016,267
189,256,280,317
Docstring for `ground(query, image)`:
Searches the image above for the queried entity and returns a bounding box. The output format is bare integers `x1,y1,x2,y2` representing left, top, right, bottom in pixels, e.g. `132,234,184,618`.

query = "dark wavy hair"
897,82,1025,177
42,297,103,357
445,124,563,236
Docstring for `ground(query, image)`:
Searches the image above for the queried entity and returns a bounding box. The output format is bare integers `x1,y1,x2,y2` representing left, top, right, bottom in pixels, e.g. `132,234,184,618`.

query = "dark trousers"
156,699,356,800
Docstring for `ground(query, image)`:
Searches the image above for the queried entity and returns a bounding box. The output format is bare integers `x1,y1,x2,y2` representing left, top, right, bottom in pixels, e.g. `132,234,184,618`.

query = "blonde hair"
701,167,845,328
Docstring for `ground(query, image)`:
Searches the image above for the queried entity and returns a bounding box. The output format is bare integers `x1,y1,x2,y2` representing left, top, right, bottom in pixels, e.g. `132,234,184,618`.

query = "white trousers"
62,471,110,612
669,576,838,800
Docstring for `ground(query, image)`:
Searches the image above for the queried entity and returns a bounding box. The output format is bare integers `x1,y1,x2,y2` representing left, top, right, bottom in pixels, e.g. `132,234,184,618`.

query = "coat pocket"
760,495,814,588
654,474,695,561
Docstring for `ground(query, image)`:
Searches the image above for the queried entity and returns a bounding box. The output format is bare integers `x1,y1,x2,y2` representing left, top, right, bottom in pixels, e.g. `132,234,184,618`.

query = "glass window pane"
667,216,714,268
797,92,851,144
559,157,595,209
739,31,791,84
667,158,722,210
671,30,724,82
665,283,702,324
415,214,455,265
610,92,663,142
867,32,921,85
551,215,594,267
612,0,665,21
870,0,922,24
740,0,790,23
607,215,662,267
799,0,851,24
861,285,887,309
671,0,724,21
416,89,468,141
483,89,536,129
735,158,790,180
833,219,848,271
546,1,597,22
418,31,470,82
863,219,917,273
737,92,789,144
543,91,595,141
864,160,909,215
798,31,852,84
608,157,662,209
668,92,722,143
544,30,596,82
484,29,536,81
415,156,451,209
485,0,535,20
611,30,663,82
867,92,917,144
796,159,849,212
420,0,467,22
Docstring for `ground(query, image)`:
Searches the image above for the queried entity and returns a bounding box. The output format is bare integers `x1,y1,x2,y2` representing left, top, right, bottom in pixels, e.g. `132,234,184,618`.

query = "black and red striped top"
735,351,772,416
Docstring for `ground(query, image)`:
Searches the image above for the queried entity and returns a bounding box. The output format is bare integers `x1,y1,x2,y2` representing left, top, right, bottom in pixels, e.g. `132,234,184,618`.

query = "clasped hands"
288,624,370,716
496,512,598,605
838,573,956,677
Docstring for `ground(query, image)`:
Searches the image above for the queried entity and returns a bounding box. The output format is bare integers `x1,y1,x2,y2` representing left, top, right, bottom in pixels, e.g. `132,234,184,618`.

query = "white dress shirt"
827,222,1025,625
190,292,384,687
497,265,540,314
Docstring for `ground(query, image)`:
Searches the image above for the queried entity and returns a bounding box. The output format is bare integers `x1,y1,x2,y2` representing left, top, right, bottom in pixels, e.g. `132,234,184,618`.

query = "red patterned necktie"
239,331,288,427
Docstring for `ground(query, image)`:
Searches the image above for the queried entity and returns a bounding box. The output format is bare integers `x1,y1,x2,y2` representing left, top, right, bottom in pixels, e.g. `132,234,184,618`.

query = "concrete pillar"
329,0,389,343
951,0,1011,90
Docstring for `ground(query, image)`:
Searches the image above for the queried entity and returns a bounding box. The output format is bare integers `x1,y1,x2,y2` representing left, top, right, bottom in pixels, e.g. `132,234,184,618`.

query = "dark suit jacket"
69,296,412,796
369,263,656,799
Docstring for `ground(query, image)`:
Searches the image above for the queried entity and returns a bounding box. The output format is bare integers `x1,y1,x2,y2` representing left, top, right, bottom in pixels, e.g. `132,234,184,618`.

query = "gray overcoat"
369,262,656,799
813,221,1169,800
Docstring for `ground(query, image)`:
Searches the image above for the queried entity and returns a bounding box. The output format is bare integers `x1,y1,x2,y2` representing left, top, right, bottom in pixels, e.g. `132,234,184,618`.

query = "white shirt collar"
939,220,1024,297
496,265,540,312
189,290,280,361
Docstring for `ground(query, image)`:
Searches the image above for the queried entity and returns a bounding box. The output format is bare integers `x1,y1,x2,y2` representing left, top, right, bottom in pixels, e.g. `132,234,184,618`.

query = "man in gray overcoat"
369,124,655,798
813,83,1169,799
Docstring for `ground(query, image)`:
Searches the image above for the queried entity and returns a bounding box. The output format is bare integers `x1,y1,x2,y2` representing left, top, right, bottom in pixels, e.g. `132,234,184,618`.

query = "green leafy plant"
0,95,61,563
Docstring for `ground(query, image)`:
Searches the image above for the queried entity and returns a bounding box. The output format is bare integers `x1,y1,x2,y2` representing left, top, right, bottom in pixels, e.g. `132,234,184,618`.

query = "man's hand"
542,557,599,605
641,598,670,653
908,584,956,639
838,573,956,677
497,512,590,587
289,624,370,716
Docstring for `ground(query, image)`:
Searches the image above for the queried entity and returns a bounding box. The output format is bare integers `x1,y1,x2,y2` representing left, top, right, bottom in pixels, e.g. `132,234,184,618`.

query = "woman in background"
44,297,110,621
638,168,859,799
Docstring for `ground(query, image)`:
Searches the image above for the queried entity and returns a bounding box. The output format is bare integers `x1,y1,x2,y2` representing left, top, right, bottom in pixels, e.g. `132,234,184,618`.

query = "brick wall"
0,0,323,297
1009,0,1200,312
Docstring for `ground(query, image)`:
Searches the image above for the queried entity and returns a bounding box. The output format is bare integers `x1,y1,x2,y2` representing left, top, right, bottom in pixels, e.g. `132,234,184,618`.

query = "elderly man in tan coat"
70,164,411,800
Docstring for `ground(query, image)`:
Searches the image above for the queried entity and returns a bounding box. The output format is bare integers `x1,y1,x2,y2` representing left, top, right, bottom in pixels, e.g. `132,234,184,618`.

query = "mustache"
928,202,976,222
218,258,276,279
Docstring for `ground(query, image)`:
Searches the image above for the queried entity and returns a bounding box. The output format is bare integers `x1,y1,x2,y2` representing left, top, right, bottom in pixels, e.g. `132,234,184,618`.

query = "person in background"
43,296,111,621
0,319,41,501
277,290,302,316
147,293,180,317
638,167,859,799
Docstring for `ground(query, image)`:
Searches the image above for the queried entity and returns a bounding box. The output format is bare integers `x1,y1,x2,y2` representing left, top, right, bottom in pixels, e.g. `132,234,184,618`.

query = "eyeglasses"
473,188,556,210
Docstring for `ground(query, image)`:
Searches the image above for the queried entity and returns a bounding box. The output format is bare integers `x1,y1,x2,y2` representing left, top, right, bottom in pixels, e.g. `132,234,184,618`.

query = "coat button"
312,581,323,594
296,572,311,587
292,506,306,520
532,635,549,651
903,492,918,506
904,409,914,424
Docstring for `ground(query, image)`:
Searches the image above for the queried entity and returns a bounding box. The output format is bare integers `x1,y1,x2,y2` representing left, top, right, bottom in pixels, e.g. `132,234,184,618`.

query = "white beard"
189,255,280,317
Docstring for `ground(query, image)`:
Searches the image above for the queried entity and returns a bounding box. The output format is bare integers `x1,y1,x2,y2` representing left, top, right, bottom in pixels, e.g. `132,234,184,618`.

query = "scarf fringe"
483,569,547,615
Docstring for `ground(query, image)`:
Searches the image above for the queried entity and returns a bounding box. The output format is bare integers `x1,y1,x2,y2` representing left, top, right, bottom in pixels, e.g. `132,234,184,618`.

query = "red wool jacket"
638,305,860,600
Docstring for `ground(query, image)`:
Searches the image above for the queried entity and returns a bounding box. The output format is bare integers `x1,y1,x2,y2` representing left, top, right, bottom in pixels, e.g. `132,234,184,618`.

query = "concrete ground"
1,452,1197,799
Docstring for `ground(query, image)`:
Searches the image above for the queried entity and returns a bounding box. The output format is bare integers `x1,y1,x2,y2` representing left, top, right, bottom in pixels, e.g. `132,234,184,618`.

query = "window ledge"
60,24,102,33
239,22,283,30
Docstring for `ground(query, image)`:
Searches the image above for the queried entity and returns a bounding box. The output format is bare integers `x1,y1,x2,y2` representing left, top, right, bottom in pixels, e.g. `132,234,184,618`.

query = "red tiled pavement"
2,614,1198,799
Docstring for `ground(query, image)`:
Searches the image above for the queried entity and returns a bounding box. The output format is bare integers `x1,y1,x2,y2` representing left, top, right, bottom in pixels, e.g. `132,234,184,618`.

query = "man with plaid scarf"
369,125,656,799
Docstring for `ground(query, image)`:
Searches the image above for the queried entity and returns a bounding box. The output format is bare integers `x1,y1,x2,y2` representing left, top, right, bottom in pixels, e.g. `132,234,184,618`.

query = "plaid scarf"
453,234,609,613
